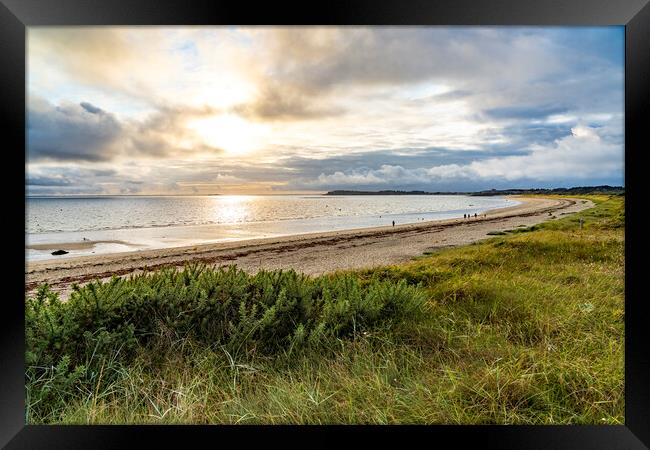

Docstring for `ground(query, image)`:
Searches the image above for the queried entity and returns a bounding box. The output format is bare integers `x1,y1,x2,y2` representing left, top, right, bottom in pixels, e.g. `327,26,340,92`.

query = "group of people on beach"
389,212,485,227
386,212,488,228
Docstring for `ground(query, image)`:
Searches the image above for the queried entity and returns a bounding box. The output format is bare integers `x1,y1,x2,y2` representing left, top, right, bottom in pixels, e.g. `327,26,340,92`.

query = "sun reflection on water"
212,195,253,224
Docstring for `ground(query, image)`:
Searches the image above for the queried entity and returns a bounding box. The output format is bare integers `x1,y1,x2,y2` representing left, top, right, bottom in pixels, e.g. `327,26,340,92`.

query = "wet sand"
27,240,132,251
25,196,594,300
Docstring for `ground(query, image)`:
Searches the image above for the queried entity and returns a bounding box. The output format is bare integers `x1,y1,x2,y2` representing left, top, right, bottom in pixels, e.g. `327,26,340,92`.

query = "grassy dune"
25,195,624,424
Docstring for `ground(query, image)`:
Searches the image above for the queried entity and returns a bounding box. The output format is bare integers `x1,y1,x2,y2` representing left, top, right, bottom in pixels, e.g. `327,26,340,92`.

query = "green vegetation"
25,195,624,424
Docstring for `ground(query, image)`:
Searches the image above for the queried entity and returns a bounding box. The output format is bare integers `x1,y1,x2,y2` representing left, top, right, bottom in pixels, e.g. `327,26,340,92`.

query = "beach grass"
25,195,624,424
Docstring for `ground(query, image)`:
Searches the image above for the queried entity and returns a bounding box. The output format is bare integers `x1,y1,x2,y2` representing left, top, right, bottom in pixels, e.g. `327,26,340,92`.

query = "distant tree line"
325,186,624,196
469,185,625,196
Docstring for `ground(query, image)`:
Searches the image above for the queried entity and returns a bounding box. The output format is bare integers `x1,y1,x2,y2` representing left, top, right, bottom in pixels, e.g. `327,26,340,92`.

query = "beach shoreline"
27,240,133,251
26,194,518,261
25,196,594,299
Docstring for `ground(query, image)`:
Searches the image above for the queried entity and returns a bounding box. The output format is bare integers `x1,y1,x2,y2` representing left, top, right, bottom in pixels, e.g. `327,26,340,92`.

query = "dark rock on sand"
51,249,69,255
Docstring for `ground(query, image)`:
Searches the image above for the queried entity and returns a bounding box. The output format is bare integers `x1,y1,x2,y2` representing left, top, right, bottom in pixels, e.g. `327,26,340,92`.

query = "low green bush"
25,266,427,420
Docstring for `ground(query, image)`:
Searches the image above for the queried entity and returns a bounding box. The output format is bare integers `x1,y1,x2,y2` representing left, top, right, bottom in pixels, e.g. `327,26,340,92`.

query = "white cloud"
308,125,623,187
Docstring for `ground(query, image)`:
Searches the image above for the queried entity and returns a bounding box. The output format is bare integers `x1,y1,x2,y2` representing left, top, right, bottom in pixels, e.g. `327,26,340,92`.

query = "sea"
26,195,519,261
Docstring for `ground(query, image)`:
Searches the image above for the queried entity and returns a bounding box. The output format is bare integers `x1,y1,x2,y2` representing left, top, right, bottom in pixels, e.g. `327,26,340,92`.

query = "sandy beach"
25,196,594,299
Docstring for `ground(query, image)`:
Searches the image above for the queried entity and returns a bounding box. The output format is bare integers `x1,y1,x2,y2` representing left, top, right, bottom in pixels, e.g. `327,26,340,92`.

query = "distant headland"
325,186,625,196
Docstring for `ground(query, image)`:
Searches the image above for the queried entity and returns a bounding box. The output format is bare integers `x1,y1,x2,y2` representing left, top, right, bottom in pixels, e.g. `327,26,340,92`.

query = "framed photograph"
2,0,648,447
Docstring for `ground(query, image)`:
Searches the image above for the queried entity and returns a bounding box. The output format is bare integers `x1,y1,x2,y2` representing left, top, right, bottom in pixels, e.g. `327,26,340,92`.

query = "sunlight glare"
212,195,252,224
189,115,269,156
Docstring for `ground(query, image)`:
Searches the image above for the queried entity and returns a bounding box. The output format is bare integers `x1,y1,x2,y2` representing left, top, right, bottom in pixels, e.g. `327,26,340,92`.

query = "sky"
26,26,624,195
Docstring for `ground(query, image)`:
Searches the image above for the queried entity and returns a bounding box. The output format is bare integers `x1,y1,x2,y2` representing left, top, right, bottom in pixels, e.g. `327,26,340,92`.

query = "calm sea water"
26,195,519,261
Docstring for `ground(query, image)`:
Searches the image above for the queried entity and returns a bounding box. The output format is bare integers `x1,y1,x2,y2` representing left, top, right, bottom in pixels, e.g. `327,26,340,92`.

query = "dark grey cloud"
260,28,511,91
124,103,224,157
27,98,224,162
28,98,123,162
26,175,73,186
483,105,568,120
274,147,527,179
90,168,118,177
233,83,345,121
26,165,148,196
478,123,574,151
27,185,105,196
80,102,103,114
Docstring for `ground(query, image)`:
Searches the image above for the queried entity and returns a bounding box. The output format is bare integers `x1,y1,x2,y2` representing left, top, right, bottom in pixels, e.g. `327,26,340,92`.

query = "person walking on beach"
474,213,477,218
392,220,395,227
464,214,466,219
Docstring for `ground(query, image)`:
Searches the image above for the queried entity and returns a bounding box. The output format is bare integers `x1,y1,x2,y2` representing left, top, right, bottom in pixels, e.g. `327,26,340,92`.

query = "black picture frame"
2,0,648,448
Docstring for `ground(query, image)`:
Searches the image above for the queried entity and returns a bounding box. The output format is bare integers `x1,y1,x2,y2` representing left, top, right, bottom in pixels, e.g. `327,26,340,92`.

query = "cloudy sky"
27,26,624,195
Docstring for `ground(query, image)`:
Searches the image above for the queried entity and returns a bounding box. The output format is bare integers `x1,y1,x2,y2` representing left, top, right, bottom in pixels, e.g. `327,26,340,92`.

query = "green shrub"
25,266,427,419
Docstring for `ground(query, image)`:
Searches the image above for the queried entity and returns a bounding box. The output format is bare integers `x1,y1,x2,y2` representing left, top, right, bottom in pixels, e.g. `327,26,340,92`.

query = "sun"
188,114,269,156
